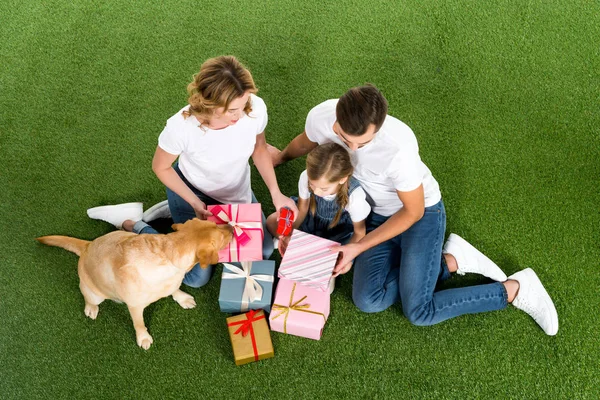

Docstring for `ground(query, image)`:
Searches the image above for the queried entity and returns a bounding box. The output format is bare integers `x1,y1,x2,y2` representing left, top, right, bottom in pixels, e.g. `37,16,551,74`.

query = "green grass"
1,0,599,398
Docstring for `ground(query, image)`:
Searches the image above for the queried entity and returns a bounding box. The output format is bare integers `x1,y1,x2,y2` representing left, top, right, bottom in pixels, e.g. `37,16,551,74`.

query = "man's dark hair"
336,84,388,136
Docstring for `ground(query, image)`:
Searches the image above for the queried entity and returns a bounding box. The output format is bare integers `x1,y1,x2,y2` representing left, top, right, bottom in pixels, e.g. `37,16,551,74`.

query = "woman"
88,55,297,288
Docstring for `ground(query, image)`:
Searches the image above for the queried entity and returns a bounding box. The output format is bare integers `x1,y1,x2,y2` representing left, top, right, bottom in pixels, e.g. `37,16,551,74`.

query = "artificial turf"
1,0,598,398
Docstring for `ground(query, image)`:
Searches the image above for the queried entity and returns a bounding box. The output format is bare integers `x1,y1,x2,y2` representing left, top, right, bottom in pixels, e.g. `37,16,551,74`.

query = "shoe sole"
87,202,143,217
515,268,559,336
446,233,508,281
142,201,171,222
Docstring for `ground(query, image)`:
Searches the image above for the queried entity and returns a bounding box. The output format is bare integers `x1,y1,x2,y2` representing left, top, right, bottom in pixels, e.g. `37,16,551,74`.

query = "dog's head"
172,218,233,268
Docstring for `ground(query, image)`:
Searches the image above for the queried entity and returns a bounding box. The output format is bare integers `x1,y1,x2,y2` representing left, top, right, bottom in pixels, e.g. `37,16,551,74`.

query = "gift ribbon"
222,262,274,312
227,309,265,362
271,282,326,334
211,204,263,261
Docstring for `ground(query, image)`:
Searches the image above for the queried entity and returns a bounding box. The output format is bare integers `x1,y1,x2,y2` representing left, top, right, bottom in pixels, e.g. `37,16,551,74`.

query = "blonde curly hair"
183,56,257,124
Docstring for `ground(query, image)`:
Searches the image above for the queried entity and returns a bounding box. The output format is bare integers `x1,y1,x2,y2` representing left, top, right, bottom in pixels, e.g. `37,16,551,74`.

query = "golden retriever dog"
37,218,232,350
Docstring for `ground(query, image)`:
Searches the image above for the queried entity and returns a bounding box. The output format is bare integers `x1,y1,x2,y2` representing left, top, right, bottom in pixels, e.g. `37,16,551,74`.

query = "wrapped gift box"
278,229,339,292
269,278,330,340
219,261,275,313
276,207,294,236
227,310,274,366
207,204,264,262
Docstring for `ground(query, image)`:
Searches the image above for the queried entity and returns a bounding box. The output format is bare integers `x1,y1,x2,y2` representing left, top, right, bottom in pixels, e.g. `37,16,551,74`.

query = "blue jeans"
134,166,273,288
352,200,507,326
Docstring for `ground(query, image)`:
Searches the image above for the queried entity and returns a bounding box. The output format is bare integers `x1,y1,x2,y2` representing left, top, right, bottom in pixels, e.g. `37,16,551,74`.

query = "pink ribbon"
211,204,263,262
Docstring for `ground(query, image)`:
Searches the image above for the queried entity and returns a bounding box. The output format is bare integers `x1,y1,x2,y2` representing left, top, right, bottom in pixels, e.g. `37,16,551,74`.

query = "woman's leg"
128,220,213,288
398,200,508,326
266,212,279,238
165,168,220,288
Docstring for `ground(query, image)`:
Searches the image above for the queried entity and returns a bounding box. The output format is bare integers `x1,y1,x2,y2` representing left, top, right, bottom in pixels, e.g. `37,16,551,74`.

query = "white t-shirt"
297,170,371,222
158,94,267,204
305,99,441,216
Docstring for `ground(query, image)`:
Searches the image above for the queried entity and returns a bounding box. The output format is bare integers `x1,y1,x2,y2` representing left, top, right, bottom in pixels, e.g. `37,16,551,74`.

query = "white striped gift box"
278,230,340,292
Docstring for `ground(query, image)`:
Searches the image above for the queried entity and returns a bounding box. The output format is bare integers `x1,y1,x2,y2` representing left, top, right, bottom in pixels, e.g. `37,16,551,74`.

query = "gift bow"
222,262,274,312
279,209,294,233
227,310,265,362
212,204,261,246
271,282,326,334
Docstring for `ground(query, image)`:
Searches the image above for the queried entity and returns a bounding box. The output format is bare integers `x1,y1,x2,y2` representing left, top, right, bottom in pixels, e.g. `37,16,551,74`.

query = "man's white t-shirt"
305,99,441,217
297,170,371,222
158,94,267,204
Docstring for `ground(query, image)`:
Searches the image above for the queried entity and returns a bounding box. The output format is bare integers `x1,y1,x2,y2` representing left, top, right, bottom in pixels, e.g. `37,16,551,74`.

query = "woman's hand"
271,191,299,217
331,243,364,277
192,200,213,220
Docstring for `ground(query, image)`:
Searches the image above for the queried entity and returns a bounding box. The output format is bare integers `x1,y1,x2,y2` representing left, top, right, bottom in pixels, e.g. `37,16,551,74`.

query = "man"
269,84,558,335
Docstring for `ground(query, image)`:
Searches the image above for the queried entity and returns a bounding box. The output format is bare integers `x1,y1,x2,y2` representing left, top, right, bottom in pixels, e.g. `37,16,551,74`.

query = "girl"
88,55,298,288
267,143,371,277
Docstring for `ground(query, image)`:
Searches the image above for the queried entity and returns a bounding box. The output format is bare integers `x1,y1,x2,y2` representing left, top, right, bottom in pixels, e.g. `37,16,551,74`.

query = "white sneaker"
509,268,559,336
443,233,508,282
87,202,143,229
142,200,171,222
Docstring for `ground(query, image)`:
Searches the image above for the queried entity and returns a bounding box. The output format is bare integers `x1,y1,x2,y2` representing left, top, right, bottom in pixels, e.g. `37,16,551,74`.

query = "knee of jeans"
262,238,274,259
352,290,387,314
402,303,434,327
261,228,274,259
183,265,212,288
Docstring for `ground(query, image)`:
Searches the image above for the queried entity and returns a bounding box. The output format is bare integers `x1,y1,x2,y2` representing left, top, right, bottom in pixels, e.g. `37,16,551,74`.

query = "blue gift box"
218,261,275,313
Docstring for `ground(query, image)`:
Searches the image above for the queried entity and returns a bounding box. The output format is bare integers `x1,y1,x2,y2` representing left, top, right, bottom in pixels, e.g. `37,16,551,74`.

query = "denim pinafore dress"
294,177,362,244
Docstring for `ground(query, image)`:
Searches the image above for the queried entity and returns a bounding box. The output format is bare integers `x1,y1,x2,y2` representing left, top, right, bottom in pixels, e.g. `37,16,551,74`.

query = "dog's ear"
172,223,183,231
196,244,219,269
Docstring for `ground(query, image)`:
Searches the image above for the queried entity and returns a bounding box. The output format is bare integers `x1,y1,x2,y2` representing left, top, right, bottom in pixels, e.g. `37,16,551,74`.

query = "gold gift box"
226,310,274,366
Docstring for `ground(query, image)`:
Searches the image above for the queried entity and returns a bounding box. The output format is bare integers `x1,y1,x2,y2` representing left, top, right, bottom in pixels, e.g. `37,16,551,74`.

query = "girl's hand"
271,191,299,217
278,234,292,256
331,243,364,277
192,200,213,220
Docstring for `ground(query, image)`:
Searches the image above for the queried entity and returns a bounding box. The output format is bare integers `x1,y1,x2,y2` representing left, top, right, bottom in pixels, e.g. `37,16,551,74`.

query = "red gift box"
276,207,295,236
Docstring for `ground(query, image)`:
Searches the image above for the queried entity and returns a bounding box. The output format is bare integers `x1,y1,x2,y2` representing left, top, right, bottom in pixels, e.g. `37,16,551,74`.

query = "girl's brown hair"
306,143,354,228
183,56,257,124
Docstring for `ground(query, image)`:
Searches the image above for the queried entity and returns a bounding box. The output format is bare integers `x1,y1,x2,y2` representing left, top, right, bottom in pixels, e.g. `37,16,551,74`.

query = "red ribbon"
227,309,265,361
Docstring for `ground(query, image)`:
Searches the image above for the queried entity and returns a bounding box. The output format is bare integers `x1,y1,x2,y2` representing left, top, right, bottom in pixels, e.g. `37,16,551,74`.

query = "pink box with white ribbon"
207,204,264,263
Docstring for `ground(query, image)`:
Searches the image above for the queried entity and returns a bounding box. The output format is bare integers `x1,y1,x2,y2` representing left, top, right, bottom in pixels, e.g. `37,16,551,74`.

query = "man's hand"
267,143,283,167
331,243,364,277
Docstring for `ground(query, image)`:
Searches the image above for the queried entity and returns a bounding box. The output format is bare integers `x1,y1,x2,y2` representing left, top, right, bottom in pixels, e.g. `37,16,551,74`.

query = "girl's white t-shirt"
158,94,267,204
297,170,371,222
305,99,441,216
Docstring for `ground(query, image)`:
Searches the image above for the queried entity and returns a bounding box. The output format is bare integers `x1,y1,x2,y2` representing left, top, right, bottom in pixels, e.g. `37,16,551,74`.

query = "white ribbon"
222,262,274,311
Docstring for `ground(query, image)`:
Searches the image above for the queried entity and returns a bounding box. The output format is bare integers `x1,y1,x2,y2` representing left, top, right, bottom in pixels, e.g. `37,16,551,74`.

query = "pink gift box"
207,204,264,263
278,230,339,292
269,278,330,340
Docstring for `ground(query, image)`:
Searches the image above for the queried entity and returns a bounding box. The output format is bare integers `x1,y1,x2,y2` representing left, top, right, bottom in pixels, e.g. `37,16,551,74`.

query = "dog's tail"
36,235,90,256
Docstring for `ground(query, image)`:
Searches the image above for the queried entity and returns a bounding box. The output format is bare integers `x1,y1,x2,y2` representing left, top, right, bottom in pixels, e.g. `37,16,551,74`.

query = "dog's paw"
178,296,197,309
172,290,196,309
136,330,153,350
84,304,99,320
